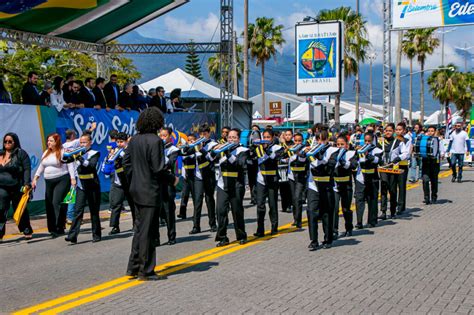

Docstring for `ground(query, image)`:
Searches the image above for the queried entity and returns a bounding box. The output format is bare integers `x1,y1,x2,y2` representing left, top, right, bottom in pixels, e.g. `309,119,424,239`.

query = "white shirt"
35,150,75,180
449,130,469,154
51,90,66,112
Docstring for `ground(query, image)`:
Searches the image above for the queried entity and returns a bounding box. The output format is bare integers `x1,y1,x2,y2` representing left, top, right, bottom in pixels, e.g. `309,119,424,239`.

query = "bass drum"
414,135,439,158
278,165,289,182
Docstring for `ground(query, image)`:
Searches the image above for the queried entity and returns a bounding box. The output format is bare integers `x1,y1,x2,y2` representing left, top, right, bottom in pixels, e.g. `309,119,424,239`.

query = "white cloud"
362,1,384,19
275,8,314,54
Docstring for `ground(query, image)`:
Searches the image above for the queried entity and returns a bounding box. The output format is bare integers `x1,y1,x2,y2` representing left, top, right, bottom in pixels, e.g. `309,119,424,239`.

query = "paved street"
1,168,473,314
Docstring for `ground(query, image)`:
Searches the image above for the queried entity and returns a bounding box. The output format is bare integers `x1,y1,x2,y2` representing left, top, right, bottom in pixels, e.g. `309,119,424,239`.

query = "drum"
414,135,439,158
278,165,289,182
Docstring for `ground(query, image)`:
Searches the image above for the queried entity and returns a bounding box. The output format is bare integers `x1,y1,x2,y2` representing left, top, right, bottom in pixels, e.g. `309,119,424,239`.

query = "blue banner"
56,109,218,192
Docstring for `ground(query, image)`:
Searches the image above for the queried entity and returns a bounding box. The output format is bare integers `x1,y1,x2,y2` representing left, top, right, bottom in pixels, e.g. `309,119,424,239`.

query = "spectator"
0,78,12,104
32,133,76,238
104,74,120,108
132,85,148,111
82,77,97,108
62,129,78,224
69,80,85,108
51,76,67,111
40,81,53,106
170,88,184,112
21,71,41,105
146,88,156,105
149,86,167,113
62,73,75,103
0,132,34,240
119,83,136,111
93,77,107,110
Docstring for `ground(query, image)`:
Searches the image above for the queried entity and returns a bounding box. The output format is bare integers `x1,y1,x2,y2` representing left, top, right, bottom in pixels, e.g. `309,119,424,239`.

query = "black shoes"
457,177,462,183
340,230,353,237
216,239,230,247
389,214,397,219
333,233,339,240
210,226,218,233
295,223,302,229
308,241,319,251
378,214,387,220
167,240,176,246
189,227,201,235
126,271,138,278
239,239,248,245
423,199,431,205
368,223,377,228
109,227,120,235
323,243,332,249
177,213,186,219
451,176,456,182
270,230,278,235
355,223,363,230
137,273,166,281
431,197,437,204
92,236,101,243
253,232,265,238
65,236,77,244
154,238,161,247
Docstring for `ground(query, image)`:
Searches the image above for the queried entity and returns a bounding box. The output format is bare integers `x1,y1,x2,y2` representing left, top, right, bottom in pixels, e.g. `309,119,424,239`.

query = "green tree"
427,64,472,121
247,17,285,118
207,43,243,86
402,33,417,125
317,7,370,126
0,41,140,103
185,41,203,80
406,28,440,120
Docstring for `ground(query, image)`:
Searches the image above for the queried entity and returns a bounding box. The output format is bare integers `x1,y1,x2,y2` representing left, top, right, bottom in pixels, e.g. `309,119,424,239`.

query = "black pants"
109,182,136,229
215,185,247,242
44,174,70,234
355,179,379,226
68,185,101,240
334,183,353,233
161,184,176,242
289,179,305,226
127,204,160,277
397,165,409,212
380,172,398,215
0,185,33,238
279,180,292,212
192,175,216,229
316,182,335,244
422,159,439,201
256,182,279,234
247,162,258,204
179,176,193,217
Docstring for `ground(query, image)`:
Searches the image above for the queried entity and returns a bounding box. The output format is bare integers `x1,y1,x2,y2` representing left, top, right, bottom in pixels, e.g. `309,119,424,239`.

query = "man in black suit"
62,73,75,103
21,71,42,105
82,78,97,108
124,107,166,281
149,86,167,113
104,74,120,108
93,77,108,109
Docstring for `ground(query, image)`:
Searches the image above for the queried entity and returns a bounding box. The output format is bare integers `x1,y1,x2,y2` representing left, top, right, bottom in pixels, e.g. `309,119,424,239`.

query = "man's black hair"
199,123,211,133
136,107,165,134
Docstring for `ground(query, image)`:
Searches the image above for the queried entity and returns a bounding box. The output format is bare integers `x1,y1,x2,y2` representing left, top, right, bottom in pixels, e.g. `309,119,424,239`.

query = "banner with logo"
295,21,344,96
392,0,474,29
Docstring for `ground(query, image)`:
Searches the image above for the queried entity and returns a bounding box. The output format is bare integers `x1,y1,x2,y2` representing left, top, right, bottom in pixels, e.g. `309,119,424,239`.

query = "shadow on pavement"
332,238,361,248
167,261,219,276
372,220,397,228
433,199,452,205
176,234,211,243
350,229,375,237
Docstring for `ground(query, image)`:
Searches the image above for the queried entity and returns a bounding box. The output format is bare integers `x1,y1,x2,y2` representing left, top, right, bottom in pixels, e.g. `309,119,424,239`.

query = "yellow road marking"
13,170,452,314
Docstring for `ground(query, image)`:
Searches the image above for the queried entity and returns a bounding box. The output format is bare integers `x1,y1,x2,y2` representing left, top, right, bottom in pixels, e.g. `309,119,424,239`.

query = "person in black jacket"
93,77,108,110
287,133,307,229
62,73,75,104
104,74,120,108
124,107,165,281
21,71,41,105
149,86,167,113
119,83,137,111
0,133,33,241
82,78,97,108
65,133,101,243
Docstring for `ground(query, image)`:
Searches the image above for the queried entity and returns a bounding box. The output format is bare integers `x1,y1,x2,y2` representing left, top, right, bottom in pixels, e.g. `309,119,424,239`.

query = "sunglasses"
4,140,13,144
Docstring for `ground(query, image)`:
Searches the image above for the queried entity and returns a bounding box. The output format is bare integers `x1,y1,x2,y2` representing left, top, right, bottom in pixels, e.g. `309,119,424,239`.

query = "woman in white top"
33,133,76,237
51,76,67,112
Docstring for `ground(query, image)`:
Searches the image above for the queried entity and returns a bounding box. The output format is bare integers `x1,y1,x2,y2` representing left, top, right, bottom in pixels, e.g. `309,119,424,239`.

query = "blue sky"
136,0,473,70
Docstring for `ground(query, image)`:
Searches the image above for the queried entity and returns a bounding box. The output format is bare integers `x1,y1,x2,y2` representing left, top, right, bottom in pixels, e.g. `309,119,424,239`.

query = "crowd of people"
0,106,471,281
0,72,186,113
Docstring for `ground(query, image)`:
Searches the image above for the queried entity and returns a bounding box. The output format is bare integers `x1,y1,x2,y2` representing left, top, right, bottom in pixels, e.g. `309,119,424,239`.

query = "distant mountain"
119,31,442,114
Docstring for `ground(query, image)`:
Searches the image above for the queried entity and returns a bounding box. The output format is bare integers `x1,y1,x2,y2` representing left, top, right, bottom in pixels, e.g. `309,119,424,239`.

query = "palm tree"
207,44,243,87
317,7,370,126
402,33,417,125
248,17,285,118
427,64,469,122
243,0,249,99
407,28,440,121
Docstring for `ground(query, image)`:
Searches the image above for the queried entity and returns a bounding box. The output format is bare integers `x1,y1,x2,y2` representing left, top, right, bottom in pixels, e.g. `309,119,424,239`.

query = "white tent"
288,102,314,122
424,109,462,125
339,111,376,124
252,119,278,125
253,111,263,119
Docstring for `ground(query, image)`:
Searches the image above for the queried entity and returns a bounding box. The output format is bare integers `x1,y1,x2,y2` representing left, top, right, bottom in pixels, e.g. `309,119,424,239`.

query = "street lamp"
399,66,455,78
455,43,474,72
437,27,457,66
368,52,377,108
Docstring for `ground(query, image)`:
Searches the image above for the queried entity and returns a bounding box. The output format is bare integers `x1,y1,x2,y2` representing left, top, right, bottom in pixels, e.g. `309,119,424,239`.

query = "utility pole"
395,31,403,123
355,0,360,122
383,0,392,123
232,31,239,96
437,27,456,66
368,52,377,108
243,0,249,100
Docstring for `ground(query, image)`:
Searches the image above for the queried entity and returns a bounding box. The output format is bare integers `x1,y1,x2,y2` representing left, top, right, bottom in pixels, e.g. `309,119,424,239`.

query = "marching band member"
188,124,218,234
395,122,412,214
105,132,135,235
159,127,180,245
354,132,383,229
421,126,445,204
65,133,101,244
178,134,197,219
379,123,405,220
210,128,249,246
350,125,364,149
279,130,294,213
333,135,358,237
247,125,261,205
305,129,338,250
254,129,285,237
287,133,307,229
219,126,230,144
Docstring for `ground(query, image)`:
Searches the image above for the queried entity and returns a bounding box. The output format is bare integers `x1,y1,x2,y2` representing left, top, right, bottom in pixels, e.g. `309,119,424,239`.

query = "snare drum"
414,135,439,158
278,165,289,182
